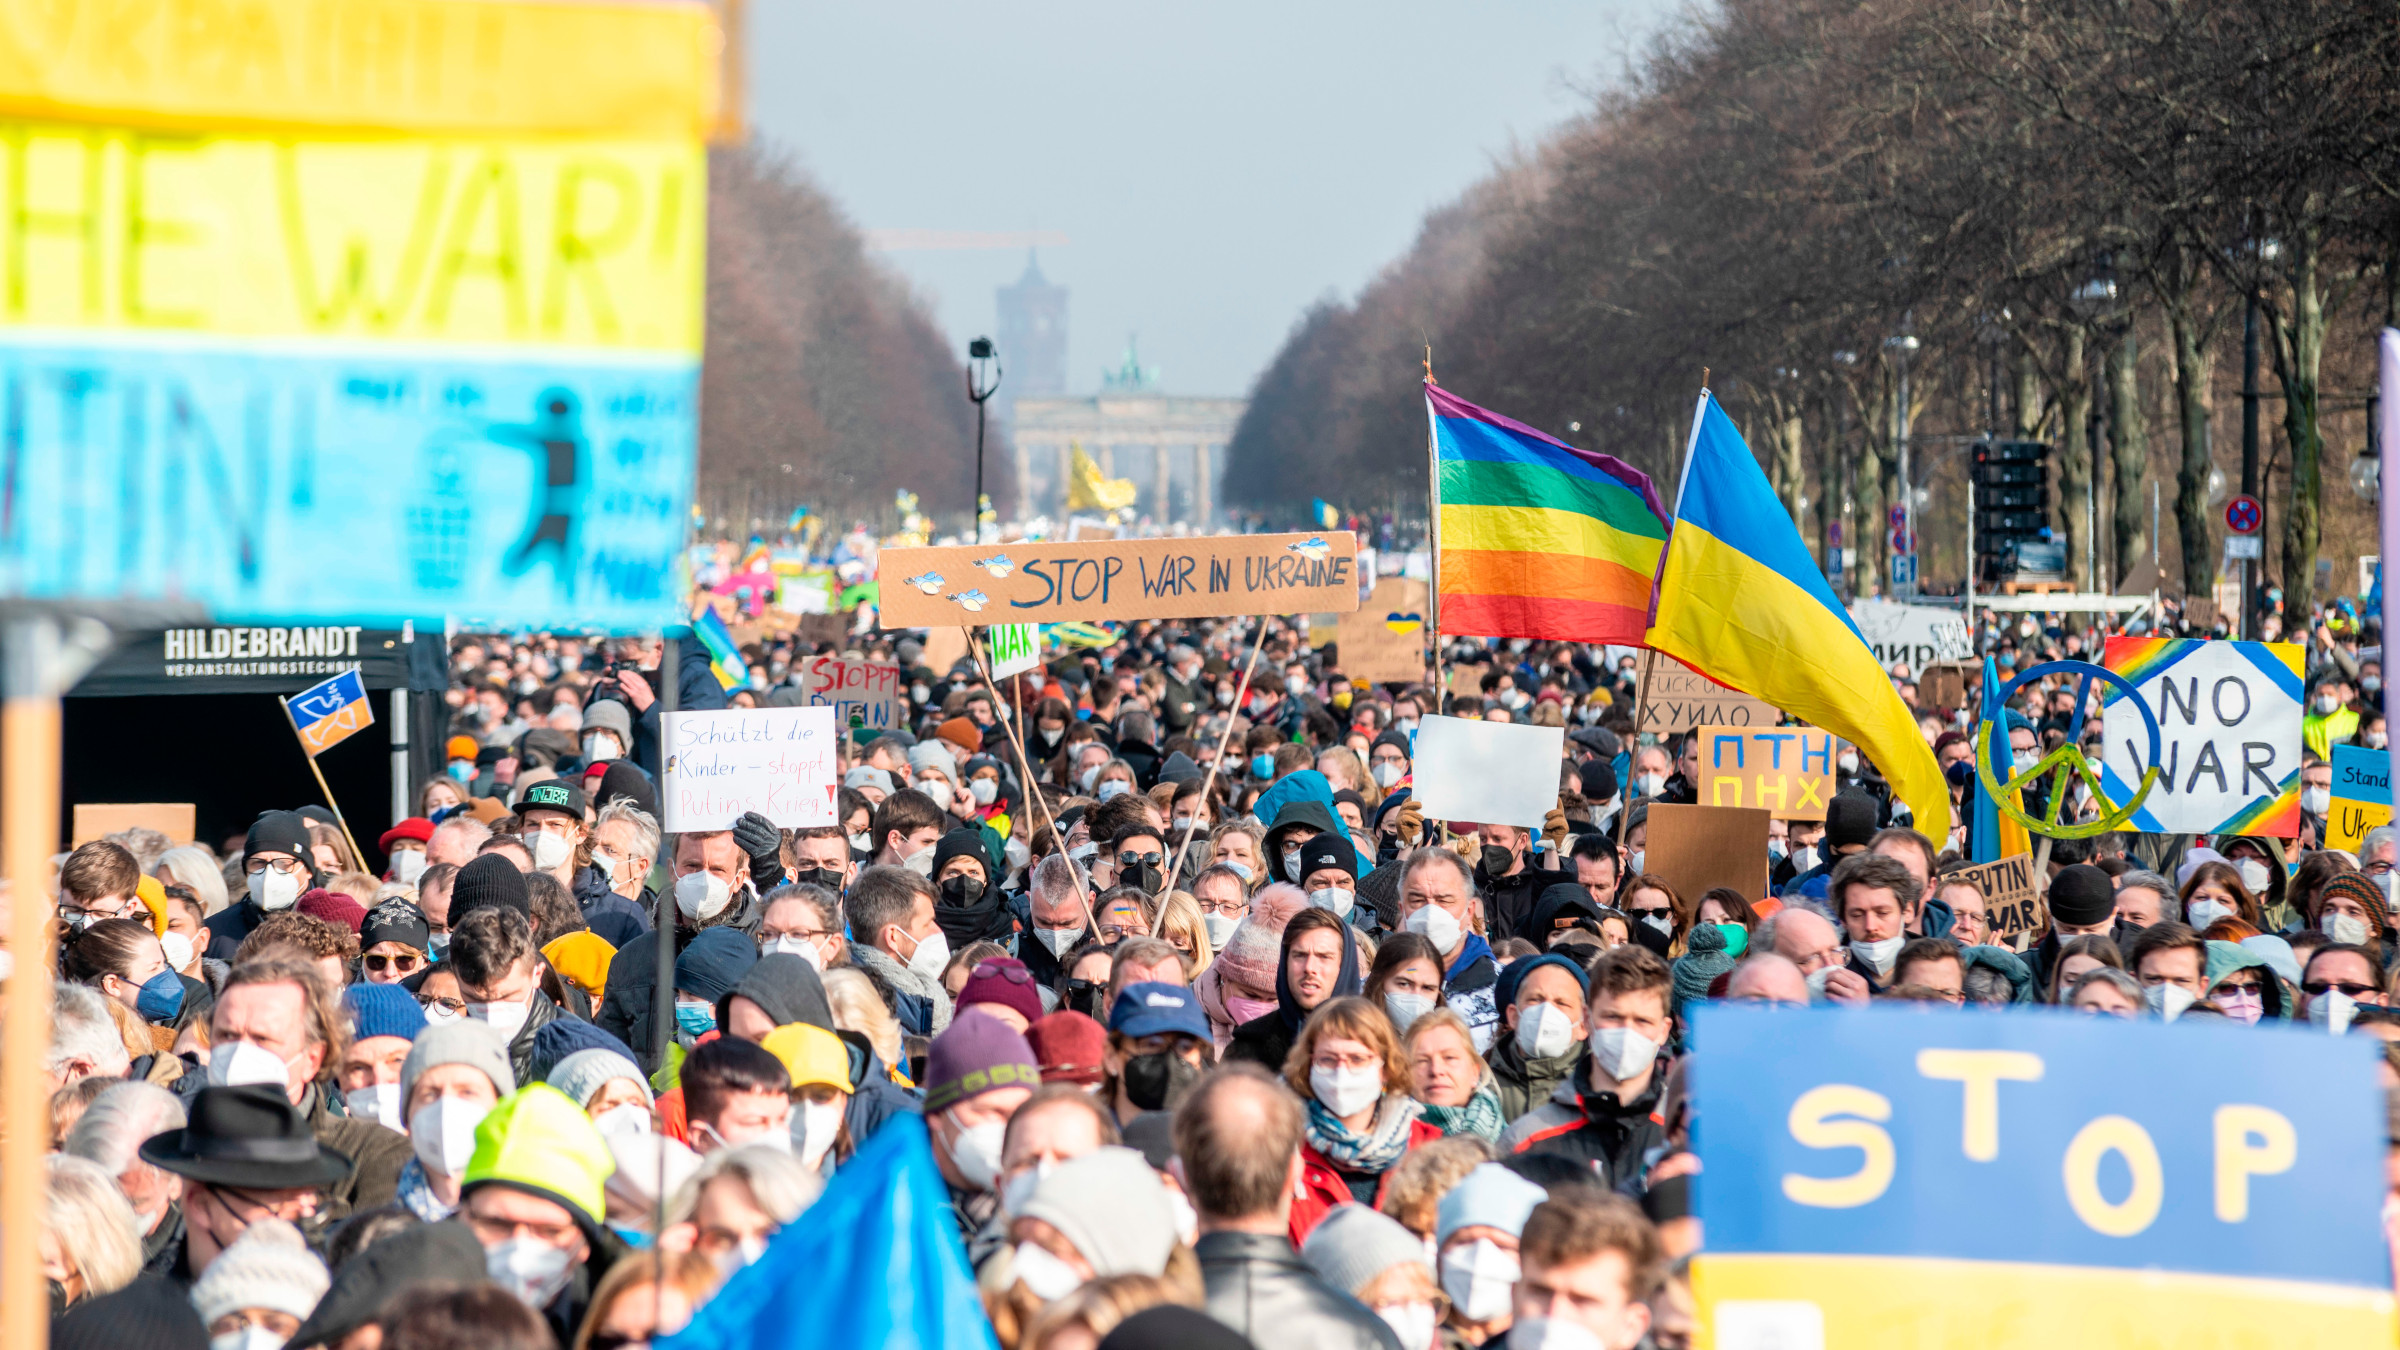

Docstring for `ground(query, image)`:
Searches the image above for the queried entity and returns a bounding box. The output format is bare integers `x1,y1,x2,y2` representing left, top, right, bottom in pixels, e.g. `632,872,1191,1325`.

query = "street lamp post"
1884,325,1920,598
967,337,1002,543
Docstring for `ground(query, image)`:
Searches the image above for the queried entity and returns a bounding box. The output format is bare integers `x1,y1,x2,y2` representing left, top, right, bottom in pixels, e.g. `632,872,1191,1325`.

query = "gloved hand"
1542,805,1569,853
1392,798,1425,846
732,811,786,890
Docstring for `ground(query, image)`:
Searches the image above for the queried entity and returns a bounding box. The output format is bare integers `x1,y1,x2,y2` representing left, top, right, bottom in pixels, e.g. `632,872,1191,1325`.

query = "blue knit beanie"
343,981,426,1044
529,1017,637,1084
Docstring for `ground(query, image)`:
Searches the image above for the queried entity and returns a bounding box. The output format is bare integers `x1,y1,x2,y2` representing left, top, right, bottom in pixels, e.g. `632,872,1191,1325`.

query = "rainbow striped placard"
1426,384,1669,644
2100,636,2303,837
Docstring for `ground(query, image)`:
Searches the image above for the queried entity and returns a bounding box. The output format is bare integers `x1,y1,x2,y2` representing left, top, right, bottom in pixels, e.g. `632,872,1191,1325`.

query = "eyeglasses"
363,952,423,974
417,992,467,1015
1195,898,1249,916
971,960,1034,985
465,1211,577,1246
1100,923,1147,942
1117,851,1164,869
1628,906,1672,920
246,858,302,876
2304,980,2382,998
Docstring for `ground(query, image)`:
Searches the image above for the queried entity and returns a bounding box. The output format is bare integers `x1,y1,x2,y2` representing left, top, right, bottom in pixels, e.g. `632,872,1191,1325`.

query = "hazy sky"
749,0,1685,401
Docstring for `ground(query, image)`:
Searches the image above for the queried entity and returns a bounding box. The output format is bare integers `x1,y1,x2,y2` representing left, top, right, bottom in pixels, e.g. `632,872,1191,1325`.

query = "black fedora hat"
139,1085,353,1190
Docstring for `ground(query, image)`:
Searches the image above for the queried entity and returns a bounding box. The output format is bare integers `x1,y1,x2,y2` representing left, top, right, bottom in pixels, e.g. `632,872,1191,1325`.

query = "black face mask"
940,875,987,908
788,864,841,891
1064,979,1104,1016
1480,845,1516,878
1122,1049,1201,1112
1120,862,1162,894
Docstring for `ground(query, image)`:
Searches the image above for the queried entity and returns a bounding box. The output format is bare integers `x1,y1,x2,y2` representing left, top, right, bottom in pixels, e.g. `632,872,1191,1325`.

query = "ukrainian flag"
1646,391,1950,843
691,604,749,691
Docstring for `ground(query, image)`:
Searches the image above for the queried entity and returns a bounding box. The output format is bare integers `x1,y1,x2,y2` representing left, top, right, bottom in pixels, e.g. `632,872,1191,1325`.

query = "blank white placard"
1408,714,1567,828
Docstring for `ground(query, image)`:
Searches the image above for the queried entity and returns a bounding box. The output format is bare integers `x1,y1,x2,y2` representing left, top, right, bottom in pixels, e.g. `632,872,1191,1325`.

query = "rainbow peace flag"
1427,384,1670,644
1646,391,1950,843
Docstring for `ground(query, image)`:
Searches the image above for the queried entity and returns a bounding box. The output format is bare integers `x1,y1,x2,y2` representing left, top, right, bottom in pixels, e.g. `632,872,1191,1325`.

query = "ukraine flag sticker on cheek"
1689,1003,2395,1348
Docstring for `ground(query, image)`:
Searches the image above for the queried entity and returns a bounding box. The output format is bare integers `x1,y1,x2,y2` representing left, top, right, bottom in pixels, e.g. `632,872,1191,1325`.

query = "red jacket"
1289,1118,1445,1244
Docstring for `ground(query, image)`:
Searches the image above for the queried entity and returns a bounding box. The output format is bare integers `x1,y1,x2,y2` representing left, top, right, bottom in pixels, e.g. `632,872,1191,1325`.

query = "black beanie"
594,760,659,819
2047,864,2116,927
449,853,531,921
1825,792,1879,850
244,810,313,863
1297,829,1358,882
1579,759,1619,802
932,827,995,880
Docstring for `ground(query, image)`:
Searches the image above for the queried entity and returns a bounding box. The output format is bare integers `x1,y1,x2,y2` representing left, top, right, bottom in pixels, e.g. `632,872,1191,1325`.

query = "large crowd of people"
20,597,2399,1350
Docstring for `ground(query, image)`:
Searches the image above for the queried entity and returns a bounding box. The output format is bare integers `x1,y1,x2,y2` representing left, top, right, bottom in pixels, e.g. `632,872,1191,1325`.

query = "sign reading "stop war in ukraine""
1690,1003,2393,1347
876,533,1362,626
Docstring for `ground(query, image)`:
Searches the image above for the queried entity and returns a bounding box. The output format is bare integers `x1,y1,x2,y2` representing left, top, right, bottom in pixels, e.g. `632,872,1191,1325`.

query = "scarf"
1305,1092,1423,1174
395,1157,454,1222
1417,1080,1506,1142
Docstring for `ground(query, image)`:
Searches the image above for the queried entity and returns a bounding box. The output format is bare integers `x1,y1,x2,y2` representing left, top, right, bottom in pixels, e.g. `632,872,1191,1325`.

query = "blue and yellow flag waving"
1645,391,1950,843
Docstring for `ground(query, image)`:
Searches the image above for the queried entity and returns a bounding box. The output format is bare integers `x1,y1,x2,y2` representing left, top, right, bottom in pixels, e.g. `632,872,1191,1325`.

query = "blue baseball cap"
1107,981,1211,1041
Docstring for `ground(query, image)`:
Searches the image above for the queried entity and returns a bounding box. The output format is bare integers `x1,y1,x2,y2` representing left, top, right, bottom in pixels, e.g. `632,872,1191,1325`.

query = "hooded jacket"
2204,939,2296,1021
571,865,654,936
1495,1050,1671,1191
1225,918,1362,1070
1479,852,1574,944
1259,797,1347,888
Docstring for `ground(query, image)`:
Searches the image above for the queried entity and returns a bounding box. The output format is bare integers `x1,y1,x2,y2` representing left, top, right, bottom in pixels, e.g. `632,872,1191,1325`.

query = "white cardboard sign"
1408,714,1566,828
1849,598,1972,671
2100,637,2303,837
662,706,841,833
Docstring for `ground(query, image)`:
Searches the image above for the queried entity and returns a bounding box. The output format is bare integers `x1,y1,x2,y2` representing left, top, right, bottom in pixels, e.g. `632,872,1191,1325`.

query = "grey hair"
663,1140,821,1228
48,980,129,1076
429,816,493,855
103,828,174,873
64,1080,186,1176
156,844,229,915
1399,844,1474,894
596,798,663,868
46,1155,143,1299
1961,963,2016,1006
2362,824,2398,866
2069,966,2143,1005
1031,852,1082,907
2115,870,2175,903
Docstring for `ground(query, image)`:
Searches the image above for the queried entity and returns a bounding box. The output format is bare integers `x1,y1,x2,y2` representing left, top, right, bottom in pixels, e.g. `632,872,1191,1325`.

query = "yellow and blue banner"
285,669,372,755
1691,1002,2394,1346
1645,390,1950,842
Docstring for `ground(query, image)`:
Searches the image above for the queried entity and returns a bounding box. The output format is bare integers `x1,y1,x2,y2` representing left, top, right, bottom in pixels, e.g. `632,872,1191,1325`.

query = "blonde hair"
155,845,230,916
1318,746,1382,811
1283,995,1410,1099
823,967,904,1069
1207,823,1264,892
1154,890,1214,977
1015,1271,1192,1350
47,1154,142,1301
1379,1134,1496,1240
573,1250,721,1350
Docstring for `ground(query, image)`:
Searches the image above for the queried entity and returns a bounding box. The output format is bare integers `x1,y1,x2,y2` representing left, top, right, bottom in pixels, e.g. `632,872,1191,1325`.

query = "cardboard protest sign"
2100,638,2303,837
874,532,1360,626
918,627,970,681
2327,742,2391,854
1938,854,2043,948
1696,725,1838,819
1691,1002,2389,1347
1641,802,1771,902
661,706,839,832
1850,598,1973,670
1918,661,1972,713
801,655,903,738
1409,715,1566,828
1638,653,1780,733
1334,578,1431,685
71,803,195,848
986,624,1042,679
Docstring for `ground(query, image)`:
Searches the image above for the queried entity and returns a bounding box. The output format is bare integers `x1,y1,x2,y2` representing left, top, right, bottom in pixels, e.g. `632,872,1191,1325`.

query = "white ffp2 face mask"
1406,902,1462,953
1309,1063,1383,1118
676,871,733,921
1589,1025,1660,1083
253,868,302,912
1307,886,1355,919
529,829,574,871
1439,1238,1519,1324
1851,934,1903,978
208,1040,294,1091
1514,1002,1582,1061
345,1083,404,1132
409,1097,488,1178
393,850,428,885
2324,912,2372,946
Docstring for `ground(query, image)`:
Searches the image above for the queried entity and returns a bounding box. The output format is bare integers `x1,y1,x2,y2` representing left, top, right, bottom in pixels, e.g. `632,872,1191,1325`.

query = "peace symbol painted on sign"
2225,495,2262,534
1973,660,2162,839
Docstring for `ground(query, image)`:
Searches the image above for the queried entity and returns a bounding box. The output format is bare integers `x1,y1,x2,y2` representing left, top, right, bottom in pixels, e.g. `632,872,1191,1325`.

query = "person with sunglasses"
359,901,433,986
2300,942,2389,1028
1107,824,1170,899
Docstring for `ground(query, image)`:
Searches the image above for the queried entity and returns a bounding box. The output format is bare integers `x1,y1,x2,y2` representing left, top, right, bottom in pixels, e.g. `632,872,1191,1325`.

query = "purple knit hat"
922,1009,1041,1112
957,956,1045,1027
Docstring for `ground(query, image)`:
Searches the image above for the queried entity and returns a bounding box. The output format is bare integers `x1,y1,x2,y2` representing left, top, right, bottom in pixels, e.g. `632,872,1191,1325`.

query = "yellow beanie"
759,1023,853,1093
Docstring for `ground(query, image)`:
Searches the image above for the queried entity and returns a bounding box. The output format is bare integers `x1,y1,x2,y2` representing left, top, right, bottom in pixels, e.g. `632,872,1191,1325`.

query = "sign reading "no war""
2099,637,2303,838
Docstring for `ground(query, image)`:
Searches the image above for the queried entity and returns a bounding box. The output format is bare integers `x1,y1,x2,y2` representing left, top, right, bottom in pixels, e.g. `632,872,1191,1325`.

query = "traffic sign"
1889,504,1909,529
2226,495,2263,535
1891,554,1918,588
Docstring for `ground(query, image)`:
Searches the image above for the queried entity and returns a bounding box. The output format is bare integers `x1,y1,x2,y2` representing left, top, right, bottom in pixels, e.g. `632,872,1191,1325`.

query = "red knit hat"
379,817,434,851
297,887,367,934
1026,1011,1107,1085
957,956,1044,1028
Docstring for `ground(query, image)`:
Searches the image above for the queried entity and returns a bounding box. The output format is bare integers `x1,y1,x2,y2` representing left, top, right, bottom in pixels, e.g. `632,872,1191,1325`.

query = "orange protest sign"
1696,725,1839,820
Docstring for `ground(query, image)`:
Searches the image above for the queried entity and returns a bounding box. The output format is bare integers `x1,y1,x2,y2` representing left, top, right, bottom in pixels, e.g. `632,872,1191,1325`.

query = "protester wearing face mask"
61,917,186,1058
1829,854,1921,993
1775,791,1877,905
1499,947,1674,1189
56,840,148,939
756,1023,855,1175
1284,996,1441,1243
548,1045,657,1140
2124,922,2213,1021
2176,860,2262,935
869,788,951,880
1259,796,1346,889
1396,849,1502,1052
1433,1163,1549,1345
61,1081,190,1279
1471,820,1574,944
1297,830,1364,925
1300,1203,1445,1350
755,888,847,976
1226,903,1361,1071
669,826,762,940
378,818,435,888
189,1218,330,1350
514,780,594,892
994,1146,1188,1328
204,812,320,962
457,1084,620,1345
2201,941,2292,1025
924,1011,1044,1240
579,698,635,770
1016,853,1093,988
929,829,1012,949
449,905,563,1086
139,1086,352,1279
1096,981,1212,1128
335,983,426,1134
393,1021,515,1220
658,1141,818,1288
844,866,955,1036
1508,1192,1663,1350
681,1037,795,1156
1489,954,1589,1121
205,959,412,1213
2305,676,2361,760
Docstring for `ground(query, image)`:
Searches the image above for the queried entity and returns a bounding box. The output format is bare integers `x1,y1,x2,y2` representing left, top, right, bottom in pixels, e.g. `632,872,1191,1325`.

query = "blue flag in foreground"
657,1120,996,1350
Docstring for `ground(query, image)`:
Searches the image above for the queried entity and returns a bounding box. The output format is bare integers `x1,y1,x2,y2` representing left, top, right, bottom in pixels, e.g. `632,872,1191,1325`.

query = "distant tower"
995,253,1067,422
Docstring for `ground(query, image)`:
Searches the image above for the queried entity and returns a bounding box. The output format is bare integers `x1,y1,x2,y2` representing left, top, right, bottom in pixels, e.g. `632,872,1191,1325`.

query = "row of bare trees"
1224,0,2400,615
699,146,1011,534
